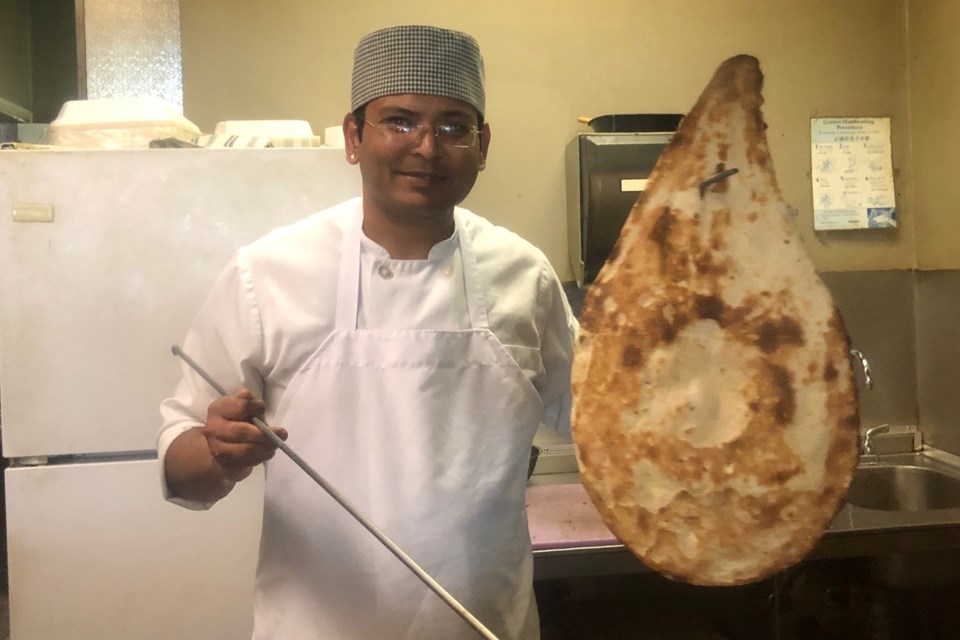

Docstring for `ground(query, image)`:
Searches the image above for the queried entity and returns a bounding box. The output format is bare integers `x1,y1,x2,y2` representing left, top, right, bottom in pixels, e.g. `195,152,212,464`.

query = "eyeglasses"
357,116,480,149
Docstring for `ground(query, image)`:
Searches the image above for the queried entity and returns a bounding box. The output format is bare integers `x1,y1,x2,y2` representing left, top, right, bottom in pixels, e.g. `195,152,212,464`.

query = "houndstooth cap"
350,25,485,116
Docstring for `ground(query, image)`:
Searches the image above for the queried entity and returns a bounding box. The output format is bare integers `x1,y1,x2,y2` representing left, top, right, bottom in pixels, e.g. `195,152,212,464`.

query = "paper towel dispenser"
565,132,675,287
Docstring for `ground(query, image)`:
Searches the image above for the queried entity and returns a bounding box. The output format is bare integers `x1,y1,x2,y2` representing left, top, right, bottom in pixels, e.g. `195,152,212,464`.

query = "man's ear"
343,113,360,165
478,122,491,171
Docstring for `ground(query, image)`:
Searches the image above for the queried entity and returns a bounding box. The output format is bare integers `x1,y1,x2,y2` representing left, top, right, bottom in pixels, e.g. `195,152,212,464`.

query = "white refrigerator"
0,148,362,639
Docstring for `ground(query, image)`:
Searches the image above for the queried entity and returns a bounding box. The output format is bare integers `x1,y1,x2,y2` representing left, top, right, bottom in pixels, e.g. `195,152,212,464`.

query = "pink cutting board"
525,483,620,550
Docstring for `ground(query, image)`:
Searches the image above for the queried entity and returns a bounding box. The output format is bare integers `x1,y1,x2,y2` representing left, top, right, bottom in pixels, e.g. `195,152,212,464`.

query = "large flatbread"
571,55,859,586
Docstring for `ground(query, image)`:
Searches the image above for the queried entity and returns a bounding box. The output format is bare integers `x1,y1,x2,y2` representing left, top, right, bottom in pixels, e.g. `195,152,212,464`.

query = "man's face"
343,94,491,222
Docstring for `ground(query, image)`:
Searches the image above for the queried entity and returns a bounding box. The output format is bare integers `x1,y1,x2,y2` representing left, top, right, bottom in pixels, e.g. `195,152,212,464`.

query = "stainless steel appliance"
565,131,676,286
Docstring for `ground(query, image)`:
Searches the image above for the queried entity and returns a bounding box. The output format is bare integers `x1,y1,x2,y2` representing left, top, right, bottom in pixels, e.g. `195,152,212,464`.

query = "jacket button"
377,264,394,280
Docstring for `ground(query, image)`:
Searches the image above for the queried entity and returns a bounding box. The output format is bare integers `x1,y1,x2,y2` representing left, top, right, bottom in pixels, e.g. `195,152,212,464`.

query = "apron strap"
335,206,363,330
454,209,491,330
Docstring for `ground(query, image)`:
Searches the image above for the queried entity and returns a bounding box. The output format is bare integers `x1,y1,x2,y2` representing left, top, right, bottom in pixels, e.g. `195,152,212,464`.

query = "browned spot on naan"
824,361,838,382
766,364,797,425
756,316,805,353
622,345,643,368
650,207,675,252
694,294,726,321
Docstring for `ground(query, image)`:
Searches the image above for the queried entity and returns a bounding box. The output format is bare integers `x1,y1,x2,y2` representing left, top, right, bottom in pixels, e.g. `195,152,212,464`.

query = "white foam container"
47,97,200,149
214,120,314,137
323,125,345,148
211,120,324,148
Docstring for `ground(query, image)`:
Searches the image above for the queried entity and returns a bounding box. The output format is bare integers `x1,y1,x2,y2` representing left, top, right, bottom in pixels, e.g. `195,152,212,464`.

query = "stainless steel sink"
847,464,960,511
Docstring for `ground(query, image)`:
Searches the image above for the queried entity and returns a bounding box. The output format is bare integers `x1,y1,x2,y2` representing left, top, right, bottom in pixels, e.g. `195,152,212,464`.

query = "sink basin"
847,464,960,512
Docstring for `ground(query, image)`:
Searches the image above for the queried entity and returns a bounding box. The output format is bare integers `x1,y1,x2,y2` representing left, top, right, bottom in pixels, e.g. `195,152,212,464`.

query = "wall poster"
811,117,896,231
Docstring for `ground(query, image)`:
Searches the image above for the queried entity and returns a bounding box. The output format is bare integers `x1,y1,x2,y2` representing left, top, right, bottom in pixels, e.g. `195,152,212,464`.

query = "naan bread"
571,55,859,586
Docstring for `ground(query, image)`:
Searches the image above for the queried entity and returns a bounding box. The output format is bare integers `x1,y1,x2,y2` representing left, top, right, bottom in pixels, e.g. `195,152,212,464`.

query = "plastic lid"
49,97,200,133
214,120,315,138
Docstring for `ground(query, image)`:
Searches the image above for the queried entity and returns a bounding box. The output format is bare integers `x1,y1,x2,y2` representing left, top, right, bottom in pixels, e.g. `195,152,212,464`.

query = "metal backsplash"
819,270,919,431
76,0,182,110
916,270,960,454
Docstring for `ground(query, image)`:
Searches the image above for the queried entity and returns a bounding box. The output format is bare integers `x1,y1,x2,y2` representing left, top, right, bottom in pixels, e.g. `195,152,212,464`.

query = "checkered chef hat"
350,25,485,116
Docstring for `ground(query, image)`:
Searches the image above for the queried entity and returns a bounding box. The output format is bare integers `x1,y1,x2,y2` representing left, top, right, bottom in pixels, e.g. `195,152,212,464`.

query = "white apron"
252,208,543,640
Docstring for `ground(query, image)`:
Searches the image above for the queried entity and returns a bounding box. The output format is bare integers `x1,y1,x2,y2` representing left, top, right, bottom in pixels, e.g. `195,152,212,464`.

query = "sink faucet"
862,423,890,456
849,349,873,390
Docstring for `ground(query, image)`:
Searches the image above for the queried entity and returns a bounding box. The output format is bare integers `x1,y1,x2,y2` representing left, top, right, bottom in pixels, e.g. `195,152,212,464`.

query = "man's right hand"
165,389,288,502
204,389,289,482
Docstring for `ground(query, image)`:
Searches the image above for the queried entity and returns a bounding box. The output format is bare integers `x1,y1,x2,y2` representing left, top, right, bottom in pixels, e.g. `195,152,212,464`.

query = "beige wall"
181,0,913,280
910,0,960,452
909,0,960,270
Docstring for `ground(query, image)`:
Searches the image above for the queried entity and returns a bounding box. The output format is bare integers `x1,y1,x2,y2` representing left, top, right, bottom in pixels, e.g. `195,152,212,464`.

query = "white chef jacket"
158,196,576,506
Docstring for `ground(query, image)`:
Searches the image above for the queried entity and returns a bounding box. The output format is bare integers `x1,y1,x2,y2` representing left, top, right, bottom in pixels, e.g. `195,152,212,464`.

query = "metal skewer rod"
171,345,499,640
698,167,740,198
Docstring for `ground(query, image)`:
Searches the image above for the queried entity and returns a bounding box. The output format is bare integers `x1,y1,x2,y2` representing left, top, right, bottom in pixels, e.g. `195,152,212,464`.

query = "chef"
158,24,576,640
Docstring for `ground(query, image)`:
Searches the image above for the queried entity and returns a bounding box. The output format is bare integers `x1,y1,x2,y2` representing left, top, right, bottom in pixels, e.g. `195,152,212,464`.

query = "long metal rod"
171,345,499,640
698,167,740,198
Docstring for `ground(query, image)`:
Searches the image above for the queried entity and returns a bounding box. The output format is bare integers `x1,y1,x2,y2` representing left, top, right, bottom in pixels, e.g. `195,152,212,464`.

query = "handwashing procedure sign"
810,117,896,231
